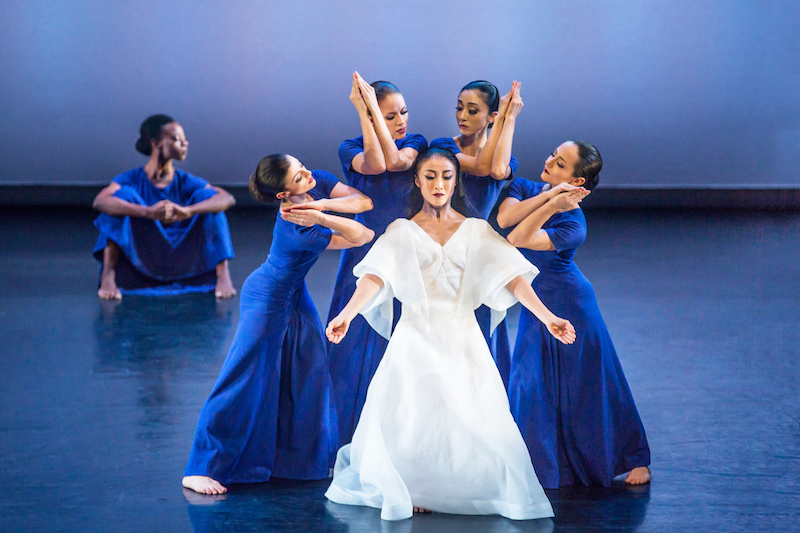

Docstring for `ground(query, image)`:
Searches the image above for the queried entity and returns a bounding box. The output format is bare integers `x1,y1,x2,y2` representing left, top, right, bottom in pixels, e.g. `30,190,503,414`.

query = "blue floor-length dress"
429,137,518,386
506,178,650,489
93,167,234,295
184,170,341,484
327,134,427,447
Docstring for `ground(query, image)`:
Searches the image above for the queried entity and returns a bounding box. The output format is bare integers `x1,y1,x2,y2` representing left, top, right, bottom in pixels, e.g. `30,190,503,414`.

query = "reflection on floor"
1,206,798,532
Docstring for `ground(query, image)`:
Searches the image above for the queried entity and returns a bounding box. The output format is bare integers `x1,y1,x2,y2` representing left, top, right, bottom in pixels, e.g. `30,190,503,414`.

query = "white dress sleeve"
352,219,428,340
458,219,539,333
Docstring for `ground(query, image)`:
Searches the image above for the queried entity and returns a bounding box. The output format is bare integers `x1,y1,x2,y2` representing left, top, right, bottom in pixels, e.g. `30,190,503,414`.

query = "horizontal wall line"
1,184,799,210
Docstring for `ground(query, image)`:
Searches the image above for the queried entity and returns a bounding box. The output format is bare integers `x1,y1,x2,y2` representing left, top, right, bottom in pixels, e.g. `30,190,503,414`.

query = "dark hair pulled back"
570,141,603,190
460,80,499,114
135,114,175,155
407,147,479,218
370,80,401,102
249,154,291,204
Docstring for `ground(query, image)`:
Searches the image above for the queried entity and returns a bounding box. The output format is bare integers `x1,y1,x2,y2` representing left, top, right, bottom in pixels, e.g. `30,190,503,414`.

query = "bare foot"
215,260,236,298
98,271,122,300
625,466,651,485
182,487,227,506
182,475,228,495
98,242,122,300
413,506,431,513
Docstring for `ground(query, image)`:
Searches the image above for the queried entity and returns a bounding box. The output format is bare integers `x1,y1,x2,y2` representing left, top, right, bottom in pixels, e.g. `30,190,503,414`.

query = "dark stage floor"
1,206,798,532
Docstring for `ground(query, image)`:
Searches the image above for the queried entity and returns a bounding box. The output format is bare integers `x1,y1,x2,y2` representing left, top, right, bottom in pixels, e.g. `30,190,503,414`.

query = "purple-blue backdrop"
1,0,798,187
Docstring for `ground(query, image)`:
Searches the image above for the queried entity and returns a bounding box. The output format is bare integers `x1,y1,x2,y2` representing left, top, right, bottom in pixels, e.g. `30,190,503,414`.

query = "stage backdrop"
0,0,798,188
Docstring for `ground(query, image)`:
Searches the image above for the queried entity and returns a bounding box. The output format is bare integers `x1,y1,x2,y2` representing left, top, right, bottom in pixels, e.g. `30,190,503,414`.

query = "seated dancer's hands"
147,200,173,221
326,313,351,344
148,200,193,224
168,204,194,222
547,317,576,345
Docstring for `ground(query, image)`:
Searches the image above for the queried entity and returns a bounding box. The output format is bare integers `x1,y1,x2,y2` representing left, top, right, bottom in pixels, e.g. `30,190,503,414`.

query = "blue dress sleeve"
508,154,519,178
507,178,544,201
309,170,340,200
112,168,139,188
399,133,427,153
175,170,210,203
545,212,587,252
429,137,460,153
339,137,365,174
296,224,333,253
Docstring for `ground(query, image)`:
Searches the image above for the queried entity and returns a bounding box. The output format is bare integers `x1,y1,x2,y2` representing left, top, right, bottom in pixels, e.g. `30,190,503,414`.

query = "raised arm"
505,190,589,250
349,73,387,175
356,74,417,172
456,81,521,180
505,275,575,345
326,273,384,344
489,82,523,180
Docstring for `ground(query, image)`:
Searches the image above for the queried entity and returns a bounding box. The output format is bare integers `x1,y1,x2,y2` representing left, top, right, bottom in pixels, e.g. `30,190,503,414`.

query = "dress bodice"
257,170,339,301
353,218,538,339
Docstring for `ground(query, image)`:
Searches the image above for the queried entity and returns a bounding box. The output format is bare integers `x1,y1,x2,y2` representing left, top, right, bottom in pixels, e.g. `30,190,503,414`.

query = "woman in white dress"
324,147,580,521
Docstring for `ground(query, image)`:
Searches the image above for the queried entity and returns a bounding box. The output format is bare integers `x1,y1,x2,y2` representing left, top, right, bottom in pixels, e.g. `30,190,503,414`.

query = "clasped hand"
547,184,591,212
280,202,325,226
148,200,192,224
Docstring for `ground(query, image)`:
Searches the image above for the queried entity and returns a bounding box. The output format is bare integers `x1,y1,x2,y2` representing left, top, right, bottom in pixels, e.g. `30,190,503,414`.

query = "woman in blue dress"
430,80,522,386
327,73,427,447
497,141,651,488
183,154,375,495
92,114,236,299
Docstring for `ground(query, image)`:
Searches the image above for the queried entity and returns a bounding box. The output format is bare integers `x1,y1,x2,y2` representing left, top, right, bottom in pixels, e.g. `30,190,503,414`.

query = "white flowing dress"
325,218,554,521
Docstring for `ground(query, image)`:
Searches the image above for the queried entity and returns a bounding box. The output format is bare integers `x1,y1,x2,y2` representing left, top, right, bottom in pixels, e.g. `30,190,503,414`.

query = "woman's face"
155,122,189,161
378,93,408,140
541,142,583,186
455,90,495,137
279,156,317,199
415,156,456,209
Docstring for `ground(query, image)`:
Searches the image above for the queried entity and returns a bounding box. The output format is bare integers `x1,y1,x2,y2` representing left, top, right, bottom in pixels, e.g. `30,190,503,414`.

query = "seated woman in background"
92,114,236,299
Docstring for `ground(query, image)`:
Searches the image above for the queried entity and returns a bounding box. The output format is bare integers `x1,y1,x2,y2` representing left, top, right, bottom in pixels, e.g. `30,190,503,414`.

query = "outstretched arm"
326,273,384,343
506,190,589,250
505,275,576,345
